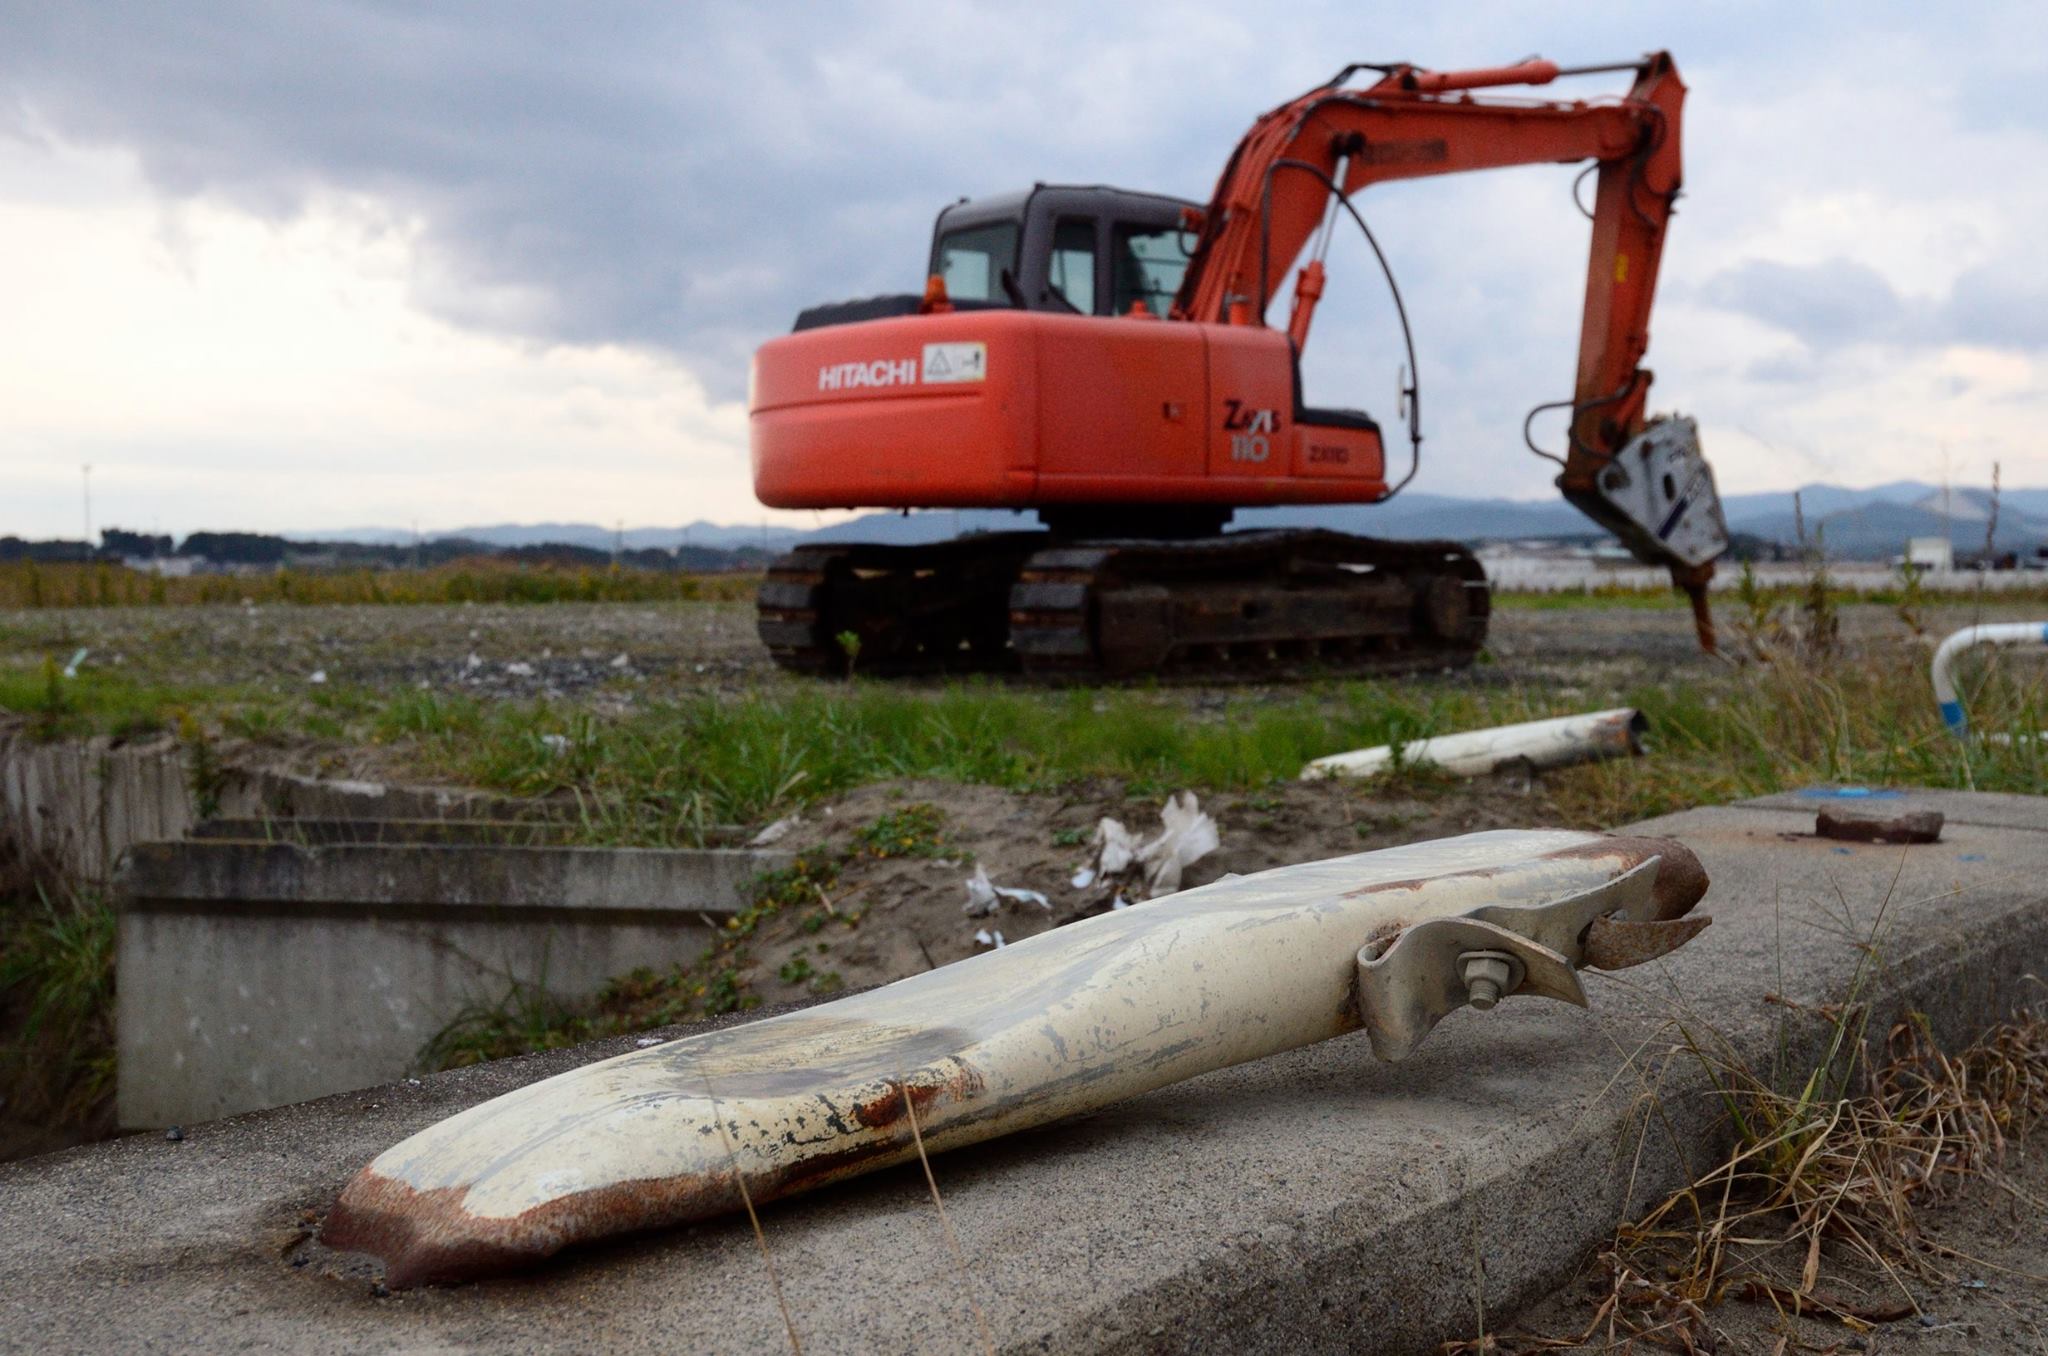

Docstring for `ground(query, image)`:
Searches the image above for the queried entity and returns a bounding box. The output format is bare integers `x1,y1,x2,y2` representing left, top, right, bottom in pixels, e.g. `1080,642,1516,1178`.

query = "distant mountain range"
302,482,2048,562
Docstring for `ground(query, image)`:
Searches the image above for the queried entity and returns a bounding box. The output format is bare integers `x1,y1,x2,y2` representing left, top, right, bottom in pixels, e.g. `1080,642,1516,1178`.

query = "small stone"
163,1126,184,1142
1816,806,1943,844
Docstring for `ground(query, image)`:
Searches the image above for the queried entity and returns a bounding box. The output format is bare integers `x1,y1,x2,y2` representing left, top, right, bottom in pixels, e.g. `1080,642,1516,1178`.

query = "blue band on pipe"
1940,700,1967,733
2039,622,2048,643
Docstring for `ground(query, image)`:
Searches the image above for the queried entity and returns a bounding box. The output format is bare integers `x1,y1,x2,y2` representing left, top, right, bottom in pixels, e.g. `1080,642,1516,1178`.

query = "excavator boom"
1178,53,1725,635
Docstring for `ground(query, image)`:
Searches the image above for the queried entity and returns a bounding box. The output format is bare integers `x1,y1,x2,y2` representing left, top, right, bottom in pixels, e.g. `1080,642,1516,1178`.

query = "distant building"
122,555,197,577
1903,536,1953,571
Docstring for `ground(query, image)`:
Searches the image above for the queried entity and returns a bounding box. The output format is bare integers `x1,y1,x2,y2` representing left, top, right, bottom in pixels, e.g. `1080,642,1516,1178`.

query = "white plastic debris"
962,864,1051,917
61,648,88,678
611,653,632,669
749,814,800,846
308,669,328,685
462,652,483,673
505,661,536,677
539,734,573,756
972,928,1007,949
1082,792,1220,899
634,1036,667,1048
1137,792,1220,895
1091,818,1139,877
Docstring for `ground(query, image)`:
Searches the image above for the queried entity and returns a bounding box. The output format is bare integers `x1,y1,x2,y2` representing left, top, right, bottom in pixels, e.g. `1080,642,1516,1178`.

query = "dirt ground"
1502,1142,2048,1354
9,596,2044,703
715,773,1551,1012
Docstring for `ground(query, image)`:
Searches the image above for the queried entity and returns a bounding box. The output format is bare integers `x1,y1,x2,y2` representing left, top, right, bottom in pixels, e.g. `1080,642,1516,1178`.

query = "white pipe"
1930,623,2048,737
1300,708,1647,781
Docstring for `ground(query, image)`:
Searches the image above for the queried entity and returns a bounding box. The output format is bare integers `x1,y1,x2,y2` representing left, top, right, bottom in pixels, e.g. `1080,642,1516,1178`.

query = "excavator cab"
929,186,1199,318
792,185,1200,331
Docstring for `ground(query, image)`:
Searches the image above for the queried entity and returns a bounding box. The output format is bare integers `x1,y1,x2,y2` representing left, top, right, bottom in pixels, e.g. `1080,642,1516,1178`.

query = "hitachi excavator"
748,53,1728,680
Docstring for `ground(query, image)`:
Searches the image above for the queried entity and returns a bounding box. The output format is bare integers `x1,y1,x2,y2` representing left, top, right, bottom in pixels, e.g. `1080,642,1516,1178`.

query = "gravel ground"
5,595,2043,703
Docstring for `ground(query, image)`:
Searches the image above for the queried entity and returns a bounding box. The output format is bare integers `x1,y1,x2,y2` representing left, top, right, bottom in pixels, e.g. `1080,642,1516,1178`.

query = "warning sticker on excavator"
922,342,987,383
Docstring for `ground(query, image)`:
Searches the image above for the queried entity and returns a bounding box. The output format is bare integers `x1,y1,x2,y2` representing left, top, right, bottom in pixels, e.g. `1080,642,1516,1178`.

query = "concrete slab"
117,840,789,1127
6,791,2048,1354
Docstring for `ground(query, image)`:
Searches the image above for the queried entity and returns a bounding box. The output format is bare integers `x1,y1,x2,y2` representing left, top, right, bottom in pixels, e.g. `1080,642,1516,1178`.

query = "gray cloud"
4,0,2045,511
1701,255,2048,353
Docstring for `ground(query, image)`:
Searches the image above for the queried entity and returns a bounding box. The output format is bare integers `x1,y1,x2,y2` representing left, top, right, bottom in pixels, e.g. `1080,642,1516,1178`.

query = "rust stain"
325,1059,988,1288
1582,913,1712,970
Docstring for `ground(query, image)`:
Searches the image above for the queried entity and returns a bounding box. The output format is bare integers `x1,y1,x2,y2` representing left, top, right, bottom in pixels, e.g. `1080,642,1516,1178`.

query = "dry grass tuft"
1448,1007,2048,1354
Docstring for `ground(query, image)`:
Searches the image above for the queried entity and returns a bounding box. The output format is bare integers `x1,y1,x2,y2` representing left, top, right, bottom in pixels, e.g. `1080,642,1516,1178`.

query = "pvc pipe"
1300,708,1647,781
1930,623,2048,737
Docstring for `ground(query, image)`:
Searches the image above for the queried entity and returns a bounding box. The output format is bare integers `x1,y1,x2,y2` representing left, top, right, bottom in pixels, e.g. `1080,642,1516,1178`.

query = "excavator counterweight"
749,54,1728,678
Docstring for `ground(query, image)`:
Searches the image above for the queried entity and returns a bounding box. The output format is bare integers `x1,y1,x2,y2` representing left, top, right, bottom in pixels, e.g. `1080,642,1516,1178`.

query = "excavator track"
756,532,1043,676
1009,531,1489,681
759,529,1489,681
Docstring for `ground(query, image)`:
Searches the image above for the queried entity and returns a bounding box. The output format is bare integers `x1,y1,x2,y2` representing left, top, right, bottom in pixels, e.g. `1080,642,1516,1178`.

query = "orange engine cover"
750,311,1388,511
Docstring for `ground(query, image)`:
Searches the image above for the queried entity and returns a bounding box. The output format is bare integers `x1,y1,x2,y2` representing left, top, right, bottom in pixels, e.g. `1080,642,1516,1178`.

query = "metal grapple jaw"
1356,857,1710,1062
1561,416,1729,652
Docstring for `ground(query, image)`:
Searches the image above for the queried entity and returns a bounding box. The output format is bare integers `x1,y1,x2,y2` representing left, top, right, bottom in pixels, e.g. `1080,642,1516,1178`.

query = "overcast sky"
3,2,2045,540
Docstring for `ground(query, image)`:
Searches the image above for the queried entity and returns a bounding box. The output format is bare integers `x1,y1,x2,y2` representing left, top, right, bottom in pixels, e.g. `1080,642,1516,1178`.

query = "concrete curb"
2,790,2045,1353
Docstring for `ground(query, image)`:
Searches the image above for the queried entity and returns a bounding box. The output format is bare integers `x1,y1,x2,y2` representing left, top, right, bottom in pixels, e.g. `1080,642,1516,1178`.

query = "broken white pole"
1300,708,1647,782
324,829,1708,1287
1931,622,2048,737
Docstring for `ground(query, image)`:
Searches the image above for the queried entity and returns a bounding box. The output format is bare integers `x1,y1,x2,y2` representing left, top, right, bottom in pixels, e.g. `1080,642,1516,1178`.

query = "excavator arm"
1175,53,1727,647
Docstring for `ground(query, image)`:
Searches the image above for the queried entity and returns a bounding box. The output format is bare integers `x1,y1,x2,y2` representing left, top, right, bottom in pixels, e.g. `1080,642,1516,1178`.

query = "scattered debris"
1816,806,1944,844
1300,708,1647,782
504,661,535,677
61,647,88,678
961,864,1051,917
749,814,800,847
307,670,328,685
972,928,1006,949
610,652,632,669
1083,791,1221,899
539,733,573,756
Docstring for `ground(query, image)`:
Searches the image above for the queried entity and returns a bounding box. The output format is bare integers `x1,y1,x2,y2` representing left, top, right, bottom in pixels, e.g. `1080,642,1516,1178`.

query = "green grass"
8,632,2048,844
0,879,116,1129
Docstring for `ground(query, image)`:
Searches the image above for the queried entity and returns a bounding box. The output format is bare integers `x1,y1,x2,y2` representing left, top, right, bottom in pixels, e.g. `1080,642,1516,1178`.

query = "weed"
851,803,951,859
0,879,116,1129
418,975,595,1069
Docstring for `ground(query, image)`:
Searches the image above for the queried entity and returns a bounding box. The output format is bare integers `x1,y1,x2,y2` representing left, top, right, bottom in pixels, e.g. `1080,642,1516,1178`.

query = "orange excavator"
749,53,1728,679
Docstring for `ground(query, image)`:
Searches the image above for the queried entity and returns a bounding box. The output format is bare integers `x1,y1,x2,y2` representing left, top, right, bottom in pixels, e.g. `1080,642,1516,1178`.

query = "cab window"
1048,218,1097,313
934,221,1020,304
1113,223,1194,316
